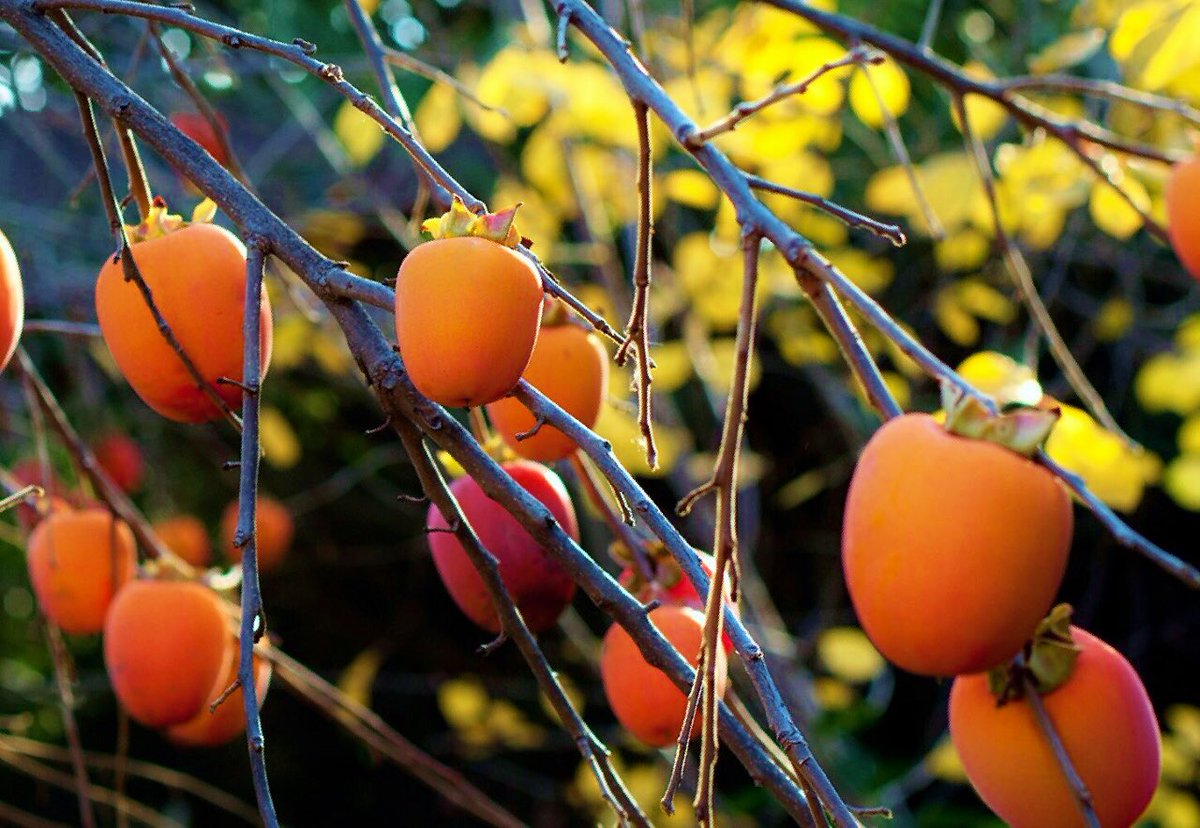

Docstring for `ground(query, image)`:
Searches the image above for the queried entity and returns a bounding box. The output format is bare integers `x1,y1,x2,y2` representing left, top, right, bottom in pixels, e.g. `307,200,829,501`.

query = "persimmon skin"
617,551,736,653
842,413,1073,676
426,461,578,633
95,433,145,493
104,580,232,728
152,515,212,568
27,509,136,635
220,495,294,573
485,323,608,461
95,223,273,423
949,627,1160,828
0,227,23,373
1167,154,1200,281
395,237,543,408
599,605,728,747
170,112,230,168
166,644,271,747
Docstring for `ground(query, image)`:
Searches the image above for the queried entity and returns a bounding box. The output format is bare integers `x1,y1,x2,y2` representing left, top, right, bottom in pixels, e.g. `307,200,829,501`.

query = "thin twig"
20,320,102,337
1001,73,1200,127
383,49,511,116
747,173,906,246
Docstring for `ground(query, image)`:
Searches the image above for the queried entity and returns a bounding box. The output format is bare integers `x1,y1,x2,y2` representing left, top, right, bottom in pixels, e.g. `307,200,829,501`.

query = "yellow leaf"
333,99,386,167
813,677,856,711
849,58,910,129
1089,173,1151,240
592,401,687,477
1162,734,1197,784
951,62,1009,141
1167,704,1200,756
1028,28,1107,73
1045,404,1159,513
1145,784,1200,828
865,152,983,236
1165,453,1200,510
438,676,490,730
259,407,301,469
699,338,763,396
817,627,885,684
935,227,992,272
651,341,695,393
663,169,721,210
337,646,384,710
1092,297,1135,341
823,247,894,294
413,82,462,153
1136,352,1200,414
926,736,969,783
957,351,1043,406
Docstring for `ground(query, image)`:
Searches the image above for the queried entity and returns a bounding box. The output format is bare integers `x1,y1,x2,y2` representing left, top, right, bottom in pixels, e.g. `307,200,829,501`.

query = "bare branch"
747,173,906,246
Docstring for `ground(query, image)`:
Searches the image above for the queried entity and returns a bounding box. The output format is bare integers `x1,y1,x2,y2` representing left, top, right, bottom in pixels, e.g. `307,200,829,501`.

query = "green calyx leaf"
941,380,1060,456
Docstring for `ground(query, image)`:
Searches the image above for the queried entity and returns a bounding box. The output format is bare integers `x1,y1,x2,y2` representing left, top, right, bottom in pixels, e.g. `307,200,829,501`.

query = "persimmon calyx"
941,381,1060,456
420,195,522,247
986,603,1081,704
123,196,218,243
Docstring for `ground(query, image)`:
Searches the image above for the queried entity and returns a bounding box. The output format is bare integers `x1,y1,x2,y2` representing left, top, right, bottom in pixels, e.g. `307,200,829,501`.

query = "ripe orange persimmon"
220,495,294,573
104,580,231,728
27,508,136,634
0,226,23,373
599,605,727,747
94,432,145,493
95,216,273,423
485,318,607,461
427,460,577,633
153,515,212,568
1167,153,1200,280
618,550,737,653
395,201,543,408
842,413,1073,676
950,627,1160,828
170,111,231,168
167,642,271,747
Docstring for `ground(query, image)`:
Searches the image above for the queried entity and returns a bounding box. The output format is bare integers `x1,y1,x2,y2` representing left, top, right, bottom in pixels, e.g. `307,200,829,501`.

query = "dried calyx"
941,381,1060,456
986,603,1081,705
124,196,217,244
421,195,522,248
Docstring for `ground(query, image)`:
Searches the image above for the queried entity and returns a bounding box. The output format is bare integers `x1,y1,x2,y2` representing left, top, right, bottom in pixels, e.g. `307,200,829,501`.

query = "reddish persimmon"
220,495,294,573
426,460,577,633
485,320,608,461
170,112,231,168
104,580,232,728
599,605,728,747
1167,153,1200,280
950,627,1160,828
618,550,737,653
0,226,23,373
94,432,145,493
395,235,543,408
842,413,1073,676
27,508,136,635
167,642,272,748
152,515,212,568
95,219,273,423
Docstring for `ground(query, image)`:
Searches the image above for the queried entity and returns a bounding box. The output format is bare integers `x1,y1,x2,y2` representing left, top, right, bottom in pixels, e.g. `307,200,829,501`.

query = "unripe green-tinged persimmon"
153,515,212,568
0,226,23,373
104,580,231,728
599,605,728,747
167,642,271,747
842,411,1073,676
395,199,543,408
94,432,145,493
426,460,577,633
220,495,294,573
27,508,136,634
95,205,273,423
486,318,608,461
950,627,1160,828
1167,153,1200,280
618,550,737,653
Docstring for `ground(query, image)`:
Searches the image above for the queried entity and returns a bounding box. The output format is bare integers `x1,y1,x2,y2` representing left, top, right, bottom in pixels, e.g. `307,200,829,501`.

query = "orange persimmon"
0,226,23,373
95,217,272,423
94,432,145,493
599,605,727,747
842,413,1073,676
950,627,1160,828
27,508,137,635
485,319,607,461
104,580,231,728
1167,153,1200,280
394,201,542,408
220,495,294,573
152,514,212,568
167,642,272,747
618,550,737,653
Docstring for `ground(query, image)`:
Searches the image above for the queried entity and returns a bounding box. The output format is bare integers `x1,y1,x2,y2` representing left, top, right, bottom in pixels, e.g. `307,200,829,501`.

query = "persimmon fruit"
0,226,23,373
94,432,145,493
1167,153,1200,281
170,111,231,168
950,627,1160,828
26,508,136,634
104,580,231,728
95,219,273,423
167,642,272,748
485,318,607,462
395,223,543,408
599,605,727,747
618,550,736,653
153,514,212,568
426,460,577,633
220,495,294,573
842,413,1072,676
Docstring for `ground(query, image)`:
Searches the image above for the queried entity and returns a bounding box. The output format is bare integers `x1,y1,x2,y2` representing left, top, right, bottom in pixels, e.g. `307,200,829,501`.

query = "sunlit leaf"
817,627,886,683
1028,28,1107,73
849,58,910,129
259,407,301,469
333,99,386,167
414,82,462,153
